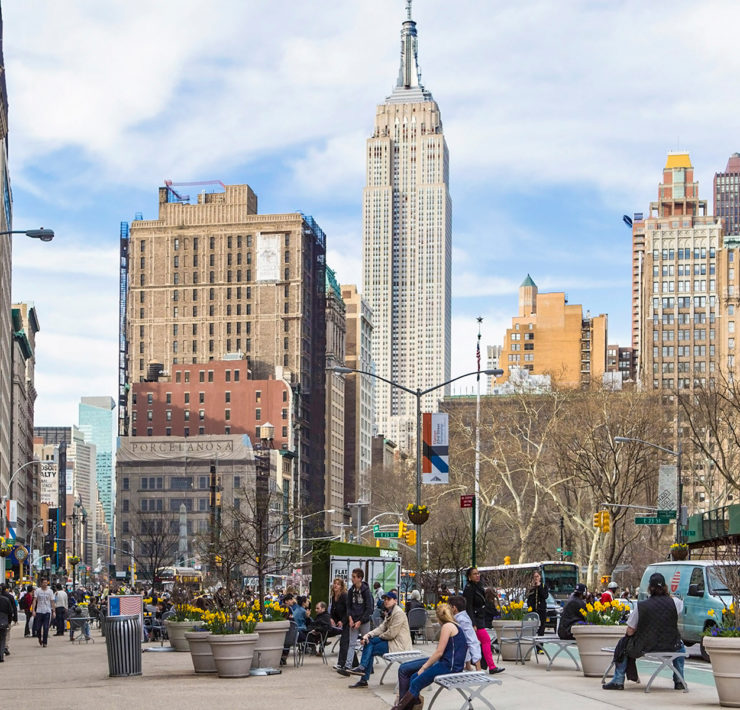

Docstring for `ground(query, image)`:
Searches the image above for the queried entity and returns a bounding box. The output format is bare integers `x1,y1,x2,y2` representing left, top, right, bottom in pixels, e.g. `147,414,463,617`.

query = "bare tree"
129,510,178,588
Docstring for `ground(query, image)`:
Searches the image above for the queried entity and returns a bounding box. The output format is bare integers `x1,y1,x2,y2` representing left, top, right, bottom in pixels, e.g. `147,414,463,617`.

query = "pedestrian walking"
462,567,503,673
0,584,17,657
19,585,34,637
31,578,56,647
0,587,15,661
54,584,69,636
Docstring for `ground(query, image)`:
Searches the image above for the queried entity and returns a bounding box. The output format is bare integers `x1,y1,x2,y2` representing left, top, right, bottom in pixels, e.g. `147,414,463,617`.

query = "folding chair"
496,620,539,665
407,608,428,645
298,628,330,666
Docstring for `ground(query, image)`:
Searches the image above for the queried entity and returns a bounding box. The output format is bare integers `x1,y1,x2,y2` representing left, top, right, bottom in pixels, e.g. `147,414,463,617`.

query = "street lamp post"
331,366,504,576
1,459,38,537
614,436,683,543
0,228,54,241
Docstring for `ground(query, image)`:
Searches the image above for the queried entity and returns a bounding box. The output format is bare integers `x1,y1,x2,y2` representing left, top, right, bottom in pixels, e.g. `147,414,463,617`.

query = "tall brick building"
120,184,328,521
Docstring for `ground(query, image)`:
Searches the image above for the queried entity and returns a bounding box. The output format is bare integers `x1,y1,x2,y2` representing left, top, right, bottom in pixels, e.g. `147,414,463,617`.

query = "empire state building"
362,1,452,451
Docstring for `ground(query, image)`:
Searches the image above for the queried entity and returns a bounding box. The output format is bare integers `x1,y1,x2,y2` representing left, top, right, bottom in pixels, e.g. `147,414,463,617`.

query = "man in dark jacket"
558,583,588,640
337,568,374,676
0,584,16,660
603,572,685,691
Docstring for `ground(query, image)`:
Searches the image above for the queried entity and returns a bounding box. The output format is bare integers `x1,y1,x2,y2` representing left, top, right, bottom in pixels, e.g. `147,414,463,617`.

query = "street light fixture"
330,366,504,576
1,459,38,538
614,435,682,543
0,228,54,241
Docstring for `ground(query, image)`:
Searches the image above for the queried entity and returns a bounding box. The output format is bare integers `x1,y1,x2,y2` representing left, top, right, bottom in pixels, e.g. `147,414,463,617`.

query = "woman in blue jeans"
393,603,468,710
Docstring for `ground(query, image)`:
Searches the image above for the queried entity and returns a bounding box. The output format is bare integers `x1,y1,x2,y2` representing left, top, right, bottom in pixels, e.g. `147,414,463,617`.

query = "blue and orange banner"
422,412,449,484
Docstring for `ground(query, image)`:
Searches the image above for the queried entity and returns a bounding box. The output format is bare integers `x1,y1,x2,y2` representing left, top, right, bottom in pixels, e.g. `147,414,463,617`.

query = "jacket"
0,593,13,627
330,592,348,625
463,580,488,629
347,581,374,625
309,610,332,635
558,594,587,640
526,583,549,615
367,604,412,653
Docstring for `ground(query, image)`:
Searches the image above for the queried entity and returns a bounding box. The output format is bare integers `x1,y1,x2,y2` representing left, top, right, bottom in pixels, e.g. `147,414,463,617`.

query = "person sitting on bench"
602,572,685,691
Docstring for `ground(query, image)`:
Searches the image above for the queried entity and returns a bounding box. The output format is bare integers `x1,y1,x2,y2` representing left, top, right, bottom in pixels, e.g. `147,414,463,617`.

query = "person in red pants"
462,567,504,674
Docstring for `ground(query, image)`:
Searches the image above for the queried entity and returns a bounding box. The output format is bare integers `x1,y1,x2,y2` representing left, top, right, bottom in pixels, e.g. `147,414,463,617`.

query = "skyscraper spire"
387,0,432,103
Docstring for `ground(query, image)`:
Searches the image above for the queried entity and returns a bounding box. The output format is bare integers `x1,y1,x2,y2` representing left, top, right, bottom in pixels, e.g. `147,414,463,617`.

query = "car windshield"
708,565,740,595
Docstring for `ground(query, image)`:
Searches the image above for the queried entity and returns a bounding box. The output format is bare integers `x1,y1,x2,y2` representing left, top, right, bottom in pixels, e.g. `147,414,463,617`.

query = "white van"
638,560,736,660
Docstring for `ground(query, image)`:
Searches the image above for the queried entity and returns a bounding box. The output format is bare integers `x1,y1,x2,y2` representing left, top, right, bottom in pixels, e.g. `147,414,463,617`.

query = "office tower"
78,396,115,531
499,275,608,387
0,8,11,506
341,284,374,506
714,153,740,237
485,345,502,394
324,267,345,533
10,303,40,542
362,2,451,452
633,153,722,390
121,184,327,517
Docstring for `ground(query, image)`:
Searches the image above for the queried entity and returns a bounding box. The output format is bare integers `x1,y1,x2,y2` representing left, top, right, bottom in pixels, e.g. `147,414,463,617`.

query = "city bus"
157,566,204,591
477,560,579,603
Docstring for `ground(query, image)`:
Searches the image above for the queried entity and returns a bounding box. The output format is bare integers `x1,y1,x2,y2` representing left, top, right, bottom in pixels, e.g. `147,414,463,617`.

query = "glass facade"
78,397,116,529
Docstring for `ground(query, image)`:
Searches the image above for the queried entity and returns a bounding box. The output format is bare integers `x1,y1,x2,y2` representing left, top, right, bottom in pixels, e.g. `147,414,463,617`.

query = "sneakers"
336,668,351,677
602,681,624,690
489,667,505,675
349,679,368,688
674,681,685,690
349,666,366,676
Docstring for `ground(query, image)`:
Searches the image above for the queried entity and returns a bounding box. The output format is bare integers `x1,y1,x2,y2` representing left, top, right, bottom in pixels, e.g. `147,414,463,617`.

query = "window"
225,409,231,421
170,477,193,491
225,391,231,403
256,408,262,421
208,370,214,382
123,477,129,491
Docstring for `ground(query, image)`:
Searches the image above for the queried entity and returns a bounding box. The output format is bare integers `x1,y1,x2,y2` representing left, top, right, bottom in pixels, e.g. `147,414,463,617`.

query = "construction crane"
163,179,226,204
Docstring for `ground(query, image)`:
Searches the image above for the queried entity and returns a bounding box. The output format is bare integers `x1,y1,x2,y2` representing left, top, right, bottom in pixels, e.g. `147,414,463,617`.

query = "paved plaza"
0,622,724,710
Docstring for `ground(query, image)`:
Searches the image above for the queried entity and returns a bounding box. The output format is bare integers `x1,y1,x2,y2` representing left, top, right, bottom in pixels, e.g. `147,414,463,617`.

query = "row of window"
653,247,715,260
129,425,290,438
122,475,242,492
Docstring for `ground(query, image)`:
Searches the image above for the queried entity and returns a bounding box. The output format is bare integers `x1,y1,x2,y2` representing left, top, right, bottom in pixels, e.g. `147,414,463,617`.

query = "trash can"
104,614,142,677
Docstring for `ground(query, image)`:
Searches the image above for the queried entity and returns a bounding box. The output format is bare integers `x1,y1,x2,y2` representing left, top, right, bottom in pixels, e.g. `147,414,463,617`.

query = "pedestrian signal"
504,556,511,565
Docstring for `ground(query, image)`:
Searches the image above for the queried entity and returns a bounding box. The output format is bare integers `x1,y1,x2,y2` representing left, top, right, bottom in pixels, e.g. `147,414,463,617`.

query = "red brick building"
130,360,291,448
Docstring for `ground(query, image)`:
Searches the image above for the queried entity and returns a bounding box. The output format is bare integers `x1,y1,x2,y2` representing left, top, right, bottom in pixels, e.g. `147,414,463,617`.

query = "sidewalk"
0,623,722,710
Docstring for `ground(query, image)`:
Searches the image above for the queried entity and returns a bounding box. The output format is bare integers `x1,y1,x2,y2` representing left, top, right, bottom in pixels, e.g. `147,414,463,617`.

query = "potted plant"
0,537,12,557
68,555,81,566
670,542,689,561
490,600,534,661
166,602,205,652
704,602,740,706
205,606,259,678
571,600,630,677
253,598,290,669
407,504,430,525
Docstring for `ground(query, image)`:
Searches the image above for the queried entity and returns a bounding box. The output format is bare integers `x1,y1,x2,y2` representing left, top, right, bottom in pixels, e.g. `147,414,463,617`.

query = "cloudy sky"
6,0,740,424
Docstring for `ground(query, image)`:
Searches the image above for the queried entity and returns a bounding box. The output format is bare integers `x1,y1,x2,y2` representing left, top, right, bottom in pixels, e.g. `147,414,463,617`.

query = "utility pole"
130,537,135,588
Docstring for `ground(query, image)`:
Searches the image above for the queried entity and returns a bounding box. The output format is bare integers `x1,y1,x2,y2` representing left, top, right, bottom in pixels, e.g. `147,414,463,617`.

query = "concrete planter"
571,624,625,677
165,620,203,652
705,636,740,707
185,631,215,673
208,633,259,678
254,620,290,668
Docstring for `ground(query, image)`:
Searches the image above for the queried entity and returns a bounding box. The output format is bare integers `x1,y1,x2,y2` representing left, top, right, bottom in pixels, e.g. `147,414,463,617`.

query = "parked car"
638,560,738,661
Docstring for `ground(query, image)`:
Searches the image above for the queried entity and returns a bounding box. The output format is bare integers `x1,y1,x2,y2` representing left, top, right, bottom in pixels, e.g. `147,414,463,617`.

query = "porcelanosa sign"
118,437,252,463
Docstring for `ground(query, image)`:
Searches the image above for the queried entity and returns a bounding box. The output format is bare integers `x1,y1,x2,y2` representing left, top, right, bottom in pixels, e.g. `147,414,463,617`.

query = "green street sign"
656,510,677,519
683,530,697,537
374,531,399,538
635,516,672,525
373,524,380,533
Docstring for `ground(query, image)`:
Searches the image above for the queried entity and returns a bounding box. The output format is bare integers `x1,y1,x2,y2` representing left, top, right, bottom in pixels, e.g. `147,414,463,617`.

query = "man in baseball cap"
558,583,588,640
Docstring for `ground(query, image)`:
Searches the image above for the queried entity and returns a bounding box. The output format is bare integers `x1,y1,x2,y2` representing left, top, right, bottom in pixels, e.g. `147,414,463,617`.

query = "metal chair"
282,620,301,667
407,607,428,645
298,627,330,666
496,619,539,665
150,610,174,647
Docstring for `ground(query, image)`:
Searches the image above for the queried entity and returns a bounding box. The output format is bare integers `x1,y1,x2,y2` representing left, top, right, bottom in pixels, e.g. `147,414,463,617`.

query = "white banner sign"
40,461,58,505
657,464,677,511
256,233,281,282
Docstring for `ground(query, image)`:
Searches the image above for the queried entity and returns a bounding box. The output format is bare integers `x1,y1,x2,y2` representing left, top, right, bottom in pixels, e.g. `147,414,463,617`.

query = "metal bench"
601,646,689,692
427,671,503,710
534,636,580,671
379,650,427,686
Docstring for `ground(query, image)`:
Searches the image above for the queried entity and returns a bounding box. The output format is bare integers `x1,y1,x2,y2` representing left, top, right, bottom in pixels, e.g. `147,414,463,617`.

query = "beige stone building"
122,184,328,521
324,267,345,534
499,275,607,388
341,285,374,507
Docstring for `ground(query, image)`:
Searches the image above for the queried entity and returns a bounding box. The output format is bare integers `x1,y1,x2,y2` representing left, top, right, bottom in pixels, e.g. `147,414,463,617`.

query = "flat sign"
460,495,474,509
635,516,672,525
422,413,449,484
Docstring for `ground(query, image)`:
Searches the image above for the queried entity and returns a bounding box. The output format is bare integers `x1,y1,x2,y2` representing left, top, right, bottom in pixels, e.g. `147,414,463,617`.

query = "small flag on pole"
476,316,483,380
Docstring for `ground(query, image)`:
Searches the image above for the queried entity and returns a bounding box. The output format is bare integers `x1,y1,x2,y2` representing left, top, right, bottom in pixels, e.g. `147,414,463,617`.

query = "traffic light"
601,511,611,533
593,511,603,530
398,521,408,538
504,556,511,565
600,575,610,586
405,530,417,546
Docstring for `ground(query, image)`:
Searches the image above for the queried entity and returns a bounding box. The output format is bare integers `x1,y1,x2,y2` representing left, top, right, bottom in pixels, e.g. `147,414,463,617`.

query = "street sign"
374,531,399,538
460,495,475,509
656,510,677,519
635,516,672,525
683,530,696,537
373,524,380,533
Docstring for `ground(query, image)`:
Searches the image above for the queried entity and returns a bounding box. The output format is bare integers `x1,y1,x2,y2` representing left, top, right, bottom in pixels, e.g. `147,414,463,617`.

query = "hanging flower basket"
0,547,11,558
407,504,430,525
69,556,81,566
670,543,689,561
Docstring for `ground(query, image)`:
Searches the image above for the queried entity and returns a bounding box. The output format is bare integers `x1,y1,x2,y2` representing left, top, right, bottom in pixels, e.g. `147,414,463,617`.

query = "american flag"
476,339,481,379
109,594,143,616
